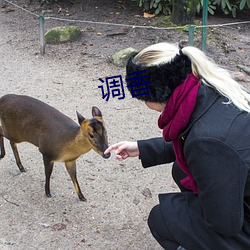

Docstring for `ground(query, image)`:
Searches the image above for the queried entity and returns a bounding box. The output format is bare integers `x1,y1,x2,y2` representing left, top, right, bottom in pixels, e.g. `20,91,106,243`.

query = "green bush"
196,0,216,15
136,0,250,17
212,0,250,17
136,0,172,15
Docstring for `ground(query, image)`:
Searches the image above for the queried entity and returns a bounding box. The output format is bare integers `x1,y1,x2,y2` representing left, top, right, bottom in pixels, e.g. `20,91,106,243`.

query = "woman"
104,42,250,250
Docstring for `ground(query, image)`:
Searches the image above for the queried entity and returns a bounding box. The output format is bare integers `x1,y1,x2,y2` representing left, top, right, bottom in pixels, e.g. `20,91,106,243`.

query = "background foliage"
38,0,250,18
136,0,250,17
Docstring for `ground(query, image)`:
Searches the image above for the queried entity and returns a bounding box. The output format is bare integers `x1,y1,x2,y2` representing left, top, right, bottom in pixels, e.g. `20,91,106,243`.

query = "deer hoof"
46,193,52,198
79,196,87,202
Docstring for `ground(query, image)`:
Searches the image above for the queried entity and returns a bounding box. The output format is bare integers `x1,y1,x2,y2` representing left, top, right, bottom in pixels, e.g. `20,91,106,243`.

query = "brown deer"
0,94,110,201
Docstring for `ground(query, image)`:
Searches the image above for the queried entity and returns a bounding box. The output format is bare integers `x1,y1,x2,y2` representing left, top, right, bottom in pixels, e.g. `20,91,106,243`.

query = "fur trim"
126,53,192,103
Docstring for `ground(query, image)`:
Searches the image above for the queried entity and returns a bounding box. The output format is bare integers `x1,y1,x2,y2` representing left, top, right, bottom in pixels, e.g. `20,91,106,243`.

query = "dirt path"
0,1,249,249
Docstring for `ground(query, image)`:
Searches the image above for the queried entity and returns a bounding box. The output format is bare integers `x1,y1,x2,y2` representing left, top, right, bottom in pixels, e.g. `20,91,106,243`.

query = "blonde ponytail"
182,46,250,112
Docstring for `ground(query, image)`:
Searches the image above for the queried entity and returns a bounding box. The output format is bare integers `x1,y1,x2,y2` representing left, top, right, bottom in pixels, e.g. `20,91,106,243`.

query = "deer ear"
76,111,85,125
92,106,102,118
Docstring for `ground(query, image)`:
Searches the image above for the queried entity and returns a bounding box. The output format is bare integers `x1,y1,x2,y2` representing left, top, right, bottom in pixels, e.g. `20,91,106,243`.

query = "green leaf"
222,0,226,9
208,8,215,14
239,0,246,9
197,2,201,12
213,0,221,5
144,2,150,10
225,0,232,10
150,0,154,9
232,7,236,17
247,0,250,8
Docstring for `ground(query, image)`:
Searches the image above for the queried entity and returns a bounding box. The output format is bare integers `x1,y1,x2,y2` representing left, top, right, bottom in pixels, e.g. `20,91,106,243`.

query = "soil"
0,0,249,249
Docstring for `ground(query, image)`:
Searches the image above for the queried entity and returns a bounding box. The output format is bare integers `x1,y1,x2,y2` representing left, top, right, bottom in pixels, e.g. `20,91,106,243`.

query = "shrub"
136,0,250,18
136,0,172,15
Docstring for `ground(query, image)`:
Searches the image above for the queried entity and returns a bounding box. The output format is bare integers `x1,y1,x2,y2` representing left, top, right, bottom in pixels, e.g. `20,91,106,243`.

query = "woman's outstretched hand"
104,141,139,160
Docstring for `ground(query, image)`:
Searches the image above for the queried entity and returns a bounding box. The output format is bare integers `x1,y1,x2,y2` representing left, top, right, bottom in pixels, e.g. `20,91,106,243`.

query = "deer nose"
103,152,111,159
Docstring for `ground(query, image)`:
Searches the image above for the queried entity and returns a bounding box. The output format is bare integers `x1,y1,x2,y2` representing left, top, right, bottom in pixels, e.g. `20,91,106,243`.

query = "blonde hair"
134,42,250,113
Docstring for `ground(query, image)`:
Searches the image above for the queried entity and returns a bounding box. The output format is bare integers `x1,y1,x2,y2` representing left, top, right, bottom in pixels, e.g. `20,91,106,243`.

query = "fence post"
188,25,195,46
39,11,45,55
201,0,208,51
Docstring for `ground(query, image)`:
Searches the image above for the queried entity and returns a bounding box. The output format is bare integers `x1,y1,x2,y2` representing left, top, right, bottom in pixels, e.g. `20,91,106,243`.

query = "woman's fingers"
104,141,127,155
104,141,138,160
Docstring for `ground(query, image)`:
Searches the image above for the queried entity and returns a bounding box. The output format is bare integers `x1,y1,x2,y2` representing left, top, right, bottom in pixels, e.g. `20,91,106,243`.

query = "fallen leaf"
51,223,67,231
143,12,155,18
142,187,152,198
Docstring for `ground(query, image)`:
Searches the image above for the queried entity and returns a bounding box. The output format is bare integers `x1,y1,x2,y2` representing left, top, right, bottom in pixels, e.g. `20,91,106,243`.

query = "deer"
0,94,110,202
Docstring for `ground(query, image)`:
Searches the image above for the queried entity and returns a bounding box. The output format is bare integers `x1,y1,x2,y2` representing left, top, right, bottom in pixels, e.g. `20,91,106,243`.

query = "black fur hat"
125,52,192,103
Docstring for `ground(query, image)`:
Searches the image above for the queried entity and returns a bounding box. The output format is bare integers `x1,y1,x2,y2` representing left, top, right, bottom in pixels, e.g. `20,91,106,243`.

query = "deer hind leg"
43,155,54,198
0,126,5,159
65,161,86,202
10,141,26,172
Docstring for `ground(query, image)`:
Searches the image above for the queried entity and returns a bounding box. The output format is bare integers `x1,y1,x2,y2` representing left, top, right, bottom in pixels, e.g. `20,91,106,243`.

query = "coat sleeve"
137,137,175,168
185,136,249,237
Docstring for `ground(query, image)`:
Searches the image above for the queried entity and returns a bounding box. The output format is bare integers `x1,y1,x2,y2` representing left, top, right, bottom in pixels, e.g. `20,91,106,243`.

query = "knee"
148,204,162,235
148,205,180,249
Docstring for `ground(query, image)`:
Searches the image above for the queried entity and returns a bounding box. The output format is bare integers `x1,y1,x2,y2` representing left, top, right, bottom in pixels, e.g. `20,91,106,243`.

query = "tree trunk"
171,0,198,25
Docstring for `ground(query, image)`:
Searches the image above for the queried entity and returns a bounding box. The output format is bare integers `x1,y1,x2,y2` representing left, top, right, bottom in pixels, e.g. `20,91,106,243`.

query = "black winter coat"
138,84,250,250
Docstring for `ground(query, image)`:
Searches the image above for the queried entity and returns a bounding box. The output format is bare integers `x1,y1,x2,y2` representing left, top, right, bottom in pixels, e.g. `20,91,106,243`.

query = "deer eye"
89,133,94,139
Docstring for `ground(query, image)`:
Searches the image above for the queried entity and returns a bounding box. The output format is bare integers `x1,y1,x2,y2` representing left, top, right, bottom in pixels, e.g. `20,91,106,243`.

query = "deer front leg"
10,141,26,172
0,127,5,159
43,155,54,198
65,160,86,202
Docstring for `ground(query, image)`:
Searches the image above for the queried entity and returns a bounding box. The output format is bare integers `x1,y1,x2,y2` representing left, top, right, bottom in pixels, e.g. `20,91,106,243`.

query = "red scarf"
158,73,200,194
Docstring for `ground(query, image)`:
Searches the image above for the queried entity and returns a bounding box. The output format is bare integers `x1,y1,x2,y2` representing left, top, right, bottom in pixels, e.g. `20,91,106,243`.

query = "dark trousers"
148,162,188,250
